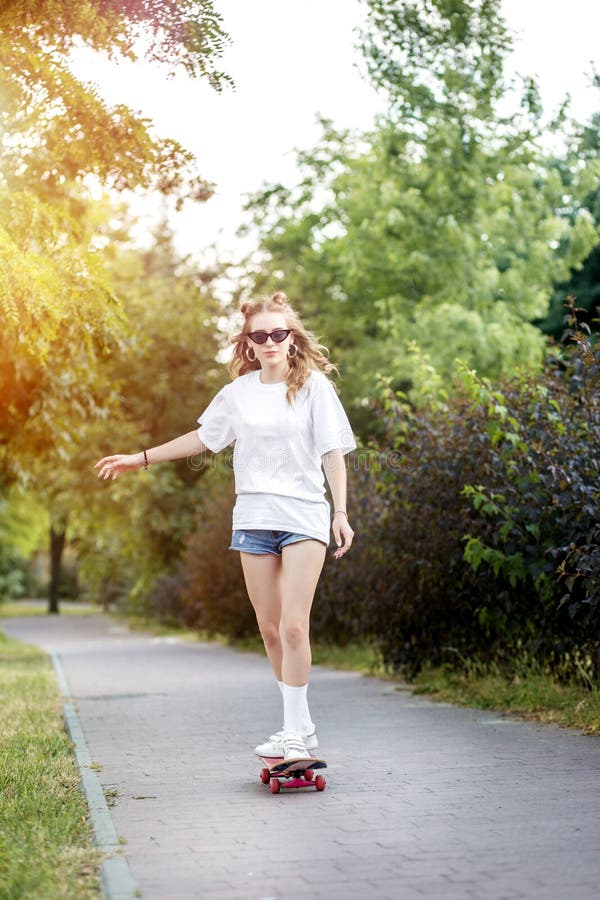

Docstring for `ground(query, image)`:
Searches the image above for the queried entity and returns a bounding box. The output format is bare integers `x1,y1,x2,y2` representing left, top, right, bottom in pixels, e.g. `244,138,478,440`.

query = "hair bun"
240,301,251,316
271,291,288,307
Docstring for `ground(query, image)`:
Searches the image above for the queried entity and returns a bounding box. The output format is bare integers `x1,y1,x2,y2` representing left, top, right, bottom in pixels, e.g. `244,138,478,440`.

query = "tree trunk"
48,522,67,614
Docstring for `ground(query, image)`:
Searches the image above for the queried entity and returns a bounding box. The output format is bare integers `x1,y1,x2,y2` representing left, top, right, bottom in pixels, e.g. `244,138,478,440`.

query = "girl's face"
245,310,294,371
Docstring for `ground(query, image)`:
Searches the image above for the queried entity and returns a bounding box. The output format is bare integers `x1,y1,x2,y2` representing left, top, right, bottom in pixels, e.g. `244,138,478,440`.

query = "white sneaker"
282,732,309,760
255,728,318,757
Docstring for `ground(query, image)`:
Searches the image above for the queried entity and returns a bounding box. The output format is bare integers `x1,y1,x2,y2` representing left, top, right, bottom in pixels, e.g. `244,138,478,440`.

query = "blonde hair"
229,291,338,403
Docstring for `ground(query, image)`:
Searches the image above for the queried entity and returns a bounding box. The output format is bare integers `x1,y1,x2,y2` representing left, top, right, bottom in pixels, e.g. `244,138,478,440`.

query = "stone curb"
51,652,139,900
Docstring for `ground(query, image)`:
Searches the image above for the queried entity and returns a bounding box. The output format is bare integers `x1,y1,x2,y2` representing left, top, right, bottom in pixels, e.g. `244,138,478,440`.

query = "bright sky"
70,0,600,261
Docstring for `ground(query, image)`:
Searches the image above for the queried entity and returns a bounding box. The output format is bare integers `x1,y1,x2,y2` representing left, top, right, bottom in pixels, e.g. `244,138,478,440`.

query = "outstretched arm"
95,430,207,481
322,448,354,559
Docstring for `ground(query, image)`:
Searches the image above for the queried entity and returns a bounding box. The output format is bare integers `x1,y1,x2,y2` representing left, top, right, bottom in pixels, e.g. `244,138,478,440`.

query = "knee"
258,620,280,650
280,620,308,650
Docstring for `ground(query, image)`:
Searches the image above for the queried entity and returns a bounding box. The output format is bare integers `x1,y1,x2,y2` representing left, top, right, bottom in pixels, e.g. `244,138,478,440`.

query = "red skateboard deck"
257,753,327,794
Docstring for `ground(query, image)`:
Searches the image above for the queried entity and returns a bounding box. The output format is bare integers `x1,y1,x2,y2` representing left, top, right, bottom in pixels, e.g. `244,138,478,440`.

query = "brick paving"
4,612,600,900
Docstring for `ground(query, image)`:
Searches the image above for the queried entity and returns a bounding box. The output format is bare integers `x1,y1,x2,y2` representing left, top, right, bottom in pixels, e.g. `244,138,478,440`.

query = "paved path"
3,614,600,900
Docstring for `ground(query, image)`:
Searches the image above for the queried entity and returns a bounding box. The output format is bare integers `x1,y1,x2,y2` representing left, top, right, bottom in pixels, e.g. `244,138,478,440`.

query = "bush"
356,391,497,678
176,460,385,645
460,318,600,680
347,313,600,681
176,465,256,639
0,550,26,603
174,457,388,647
313,464,395,645
0,565,26,603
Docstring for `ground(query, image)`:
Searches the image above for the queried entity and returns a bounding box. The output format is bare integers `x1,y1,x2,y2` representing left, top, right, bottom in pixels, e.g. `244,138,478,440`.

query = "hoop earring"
287,343,298,358
245,345,256,362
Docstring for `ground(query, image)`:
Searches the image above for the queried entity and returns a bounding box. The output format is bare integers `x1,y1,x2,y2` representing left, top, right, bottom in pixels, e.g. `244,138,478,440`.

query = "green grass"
0,601,102,618
107,611,211,642
312,641,387,675
413,664,600,735
0,632,101,899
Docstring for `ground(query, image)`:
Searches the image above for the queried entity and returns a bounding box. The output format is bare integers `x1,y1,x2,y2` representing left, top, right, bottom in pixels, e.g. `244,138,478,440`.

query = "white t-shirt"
197,370,356,544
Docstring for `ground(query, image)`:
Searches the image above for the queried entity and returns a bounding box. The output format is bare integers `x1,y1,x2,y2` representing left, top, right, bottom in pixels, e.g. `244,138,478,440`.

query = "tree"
360,0,512,127
73,223,226,613
538,108,600,339
0,0,230,476
0,191,125,482
0,0,230,204
0,0,231,609
241,1,600,433
0,490,47,603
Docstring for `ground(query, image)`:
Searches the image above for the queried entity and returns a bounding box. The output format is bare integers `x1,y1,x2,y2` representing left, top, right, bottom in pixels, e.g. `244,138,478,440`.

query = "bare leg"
240,552,283,679
280,540,326,687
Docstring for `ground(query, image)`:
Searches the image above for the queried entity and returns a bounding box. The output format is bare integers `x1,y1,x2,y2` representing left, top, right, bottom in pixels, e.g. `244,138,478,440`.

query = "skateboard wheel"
260,768,270,785
269,777,281,794
315,775,326,792
304,769,314,781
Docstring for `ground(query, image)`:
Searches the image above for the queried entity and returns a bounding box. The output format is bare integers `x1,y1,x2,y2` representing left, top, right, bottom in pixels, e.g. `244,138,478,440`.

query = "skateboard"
257,753,327,794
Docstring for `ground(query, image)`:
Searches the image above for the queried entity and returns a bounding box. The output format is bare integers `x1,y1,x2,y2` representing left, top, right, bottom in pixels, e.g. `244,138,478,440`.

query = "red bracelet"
143,450,149,469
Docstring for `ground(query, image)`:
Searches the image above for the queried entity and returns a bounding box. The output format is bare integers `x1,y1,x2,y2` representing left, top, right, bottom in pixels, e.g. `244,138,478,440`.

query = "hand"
95,453,144,481
332,512,354,559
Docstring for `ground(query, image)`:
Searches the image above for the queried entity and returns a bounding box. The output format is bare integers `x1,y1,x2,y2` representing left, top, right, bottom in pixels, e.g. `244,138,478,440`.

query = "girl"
95,291,355,761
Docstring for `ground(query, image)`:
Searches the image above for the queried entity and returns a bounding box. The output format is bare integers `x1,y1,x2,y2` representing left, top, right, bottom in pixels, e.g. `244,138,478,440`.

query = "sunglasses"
247,329,291,345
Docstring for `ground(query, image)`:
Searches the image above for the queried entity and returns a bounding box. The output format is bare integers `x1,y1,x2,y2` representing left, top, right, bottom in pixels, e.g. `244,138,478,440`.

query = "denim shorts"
229,529,316,556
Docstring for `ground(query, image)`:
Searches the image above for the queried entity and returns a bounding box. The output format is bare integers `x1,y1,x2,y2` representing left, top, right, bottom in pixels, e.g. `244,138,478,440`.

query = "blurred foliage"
0,0,231,609
0,0,230,204
0,493,39,602
142,464,255,638
0,191,126,482
539,106,600,338
0,0,229,482
73,224,226,610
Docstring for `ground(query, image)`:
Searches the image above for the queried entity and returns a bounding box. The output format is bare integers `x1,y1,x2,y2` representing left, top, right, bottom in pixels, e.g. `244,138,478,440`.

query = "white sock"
277,679,285,732
282,683,309,736
300,686,314,735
